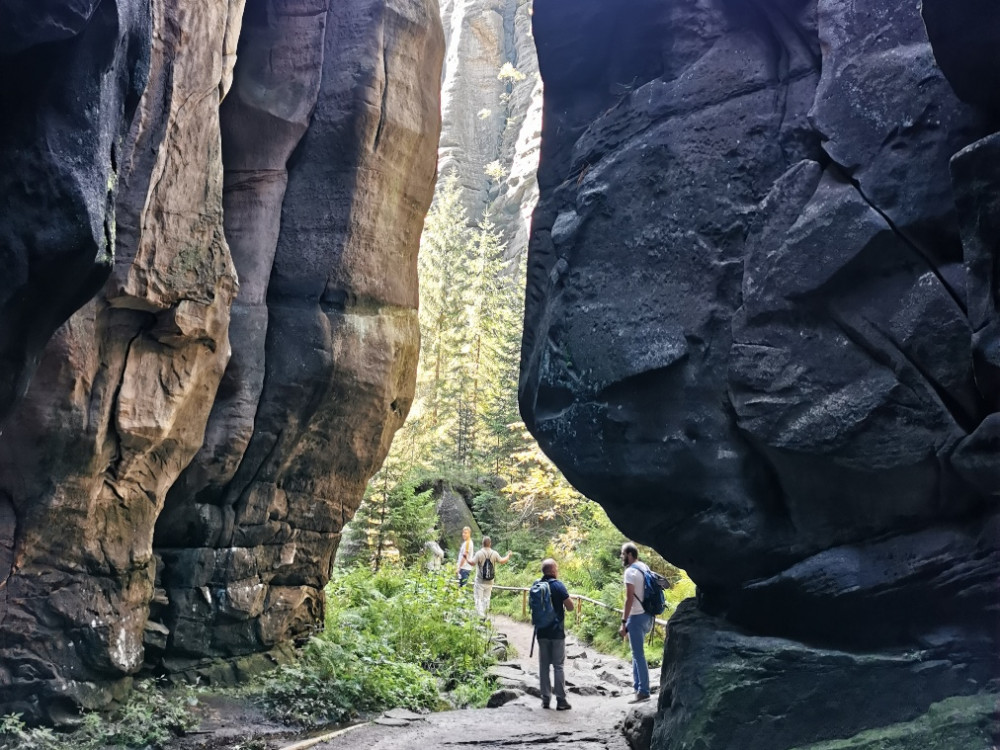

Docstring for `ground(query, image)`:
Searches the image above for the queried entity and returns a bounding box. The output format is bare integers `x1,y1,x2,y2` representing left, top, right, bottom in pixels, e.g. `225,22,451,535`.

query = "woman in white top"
456,526,475,586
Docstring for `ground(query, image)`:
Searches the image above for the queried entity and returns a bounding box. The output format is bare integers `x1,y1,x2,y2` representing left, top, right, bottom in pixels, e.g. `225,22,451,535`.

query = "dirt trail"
167,613,655,750
298,613,655,750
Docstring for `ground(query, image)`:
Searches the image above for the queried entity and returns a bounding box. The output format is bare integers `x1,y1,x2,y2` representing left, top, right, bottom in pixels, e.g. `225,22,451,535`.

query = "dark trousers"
538,637,566,701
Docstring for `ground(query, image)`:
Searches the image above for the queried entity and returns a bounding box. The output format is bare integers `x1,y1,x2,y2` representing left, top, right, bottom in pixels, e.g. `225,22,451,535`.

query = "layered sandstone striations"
522,0,999,747
0,0,441,720
152,0,443,674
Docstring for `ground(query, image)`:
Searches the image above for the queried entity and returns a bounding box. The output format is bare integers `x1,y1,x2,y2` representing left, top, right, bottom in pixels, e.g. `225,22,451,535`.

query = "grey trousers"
537,637,566,700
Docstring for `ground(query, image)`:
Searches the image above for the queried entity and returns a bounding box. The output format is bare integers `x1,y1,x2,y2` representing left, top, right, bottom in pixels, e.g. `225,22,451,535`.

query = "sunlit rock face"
0,0,242,722
0,0,441,721
151,0,443,675
522,0,999,745
438,0,541,252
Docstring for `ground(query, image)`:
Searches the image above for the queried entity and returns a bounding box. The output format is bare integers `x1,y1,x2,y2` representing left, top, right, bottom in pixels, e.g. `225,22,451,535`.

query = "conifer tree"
474,225,526,476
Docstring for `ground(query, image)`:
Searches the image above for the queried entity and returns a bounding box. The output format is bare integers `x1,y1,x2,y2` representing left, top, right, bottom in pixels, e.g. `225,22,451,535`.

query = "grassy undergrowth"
249,565,498,726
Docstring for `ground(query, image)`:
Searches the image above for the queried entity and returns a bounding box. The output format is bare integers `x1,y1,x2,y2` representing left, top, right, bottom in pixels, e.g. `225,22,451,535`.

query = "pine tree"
472,222,525,475
417,173,477,466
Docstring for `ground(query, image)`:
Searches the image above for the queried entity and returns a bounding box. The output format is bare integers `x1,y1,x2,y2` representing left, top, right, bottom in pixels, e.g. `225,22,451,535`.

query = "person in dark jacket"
536,558,575,710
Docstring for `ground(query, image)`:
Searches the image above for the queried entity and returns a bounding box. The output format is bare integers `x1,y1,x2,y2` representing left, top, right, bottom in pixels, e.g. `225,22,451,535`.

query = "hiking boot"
556,700,572,711
541,698,550,709
628,692,651,704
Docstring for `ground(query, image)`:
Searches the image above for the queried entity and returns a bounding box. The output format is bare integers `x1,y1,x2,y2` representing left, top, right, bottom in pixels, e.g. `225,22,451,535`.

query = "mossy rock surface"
653,603,998,750
789,693,999,750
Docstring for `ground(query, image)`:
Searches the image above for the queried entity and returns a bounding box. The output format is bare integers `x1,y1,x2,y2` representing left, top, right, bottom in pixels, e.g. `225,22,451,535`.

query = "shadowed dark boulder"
522,0,999,746
921,0,1000,116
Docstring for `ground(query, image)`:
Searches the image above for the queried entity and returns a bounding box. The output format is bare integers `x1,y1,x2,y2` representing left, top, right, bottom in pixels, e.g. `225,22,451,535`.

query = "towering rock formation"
438,0,540,254
521,0,999,747
151,0,443,676
0,0,151,430
0,0,441,721
0,0,243,722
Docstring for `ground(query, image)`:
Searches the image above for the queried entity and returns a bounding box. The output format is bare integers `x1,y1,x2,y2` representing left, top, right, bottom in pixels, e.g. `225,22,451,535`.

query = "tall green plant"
416,173,477,465
254,567,497,724
403,174,525,475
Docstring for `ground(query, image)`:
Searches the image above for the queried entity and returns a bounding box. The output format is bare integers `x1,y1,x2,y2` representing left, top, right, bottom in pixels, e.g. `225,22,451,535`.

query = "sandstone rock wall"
0,0,441,720
0,0,151,430
438,0,540,254
522,0,999,746
152,0,443,674
0,0,242,721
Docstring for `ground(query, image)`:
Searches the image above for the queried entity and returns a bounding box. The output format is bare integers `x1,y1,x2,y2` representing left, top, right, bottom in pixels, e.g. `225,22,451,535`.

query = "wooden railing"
490,585,669,640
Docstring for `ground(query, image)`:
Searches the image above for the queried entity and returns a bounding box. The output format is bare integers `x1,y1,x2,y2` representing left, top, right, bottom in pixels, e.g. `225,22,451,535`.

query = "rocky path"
301,615,656,750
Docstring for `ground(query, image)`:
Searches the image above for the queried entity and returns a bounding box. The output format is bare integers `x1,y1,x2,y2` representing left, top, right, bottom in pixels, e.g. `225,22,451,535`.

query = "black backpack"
481,555,496,581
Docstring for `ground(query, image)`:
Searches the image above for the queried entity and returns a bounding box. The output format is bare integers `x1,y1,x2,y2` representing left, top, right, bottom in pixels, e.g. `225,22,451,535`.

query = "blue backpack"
633,564,666,616
528,579,558,630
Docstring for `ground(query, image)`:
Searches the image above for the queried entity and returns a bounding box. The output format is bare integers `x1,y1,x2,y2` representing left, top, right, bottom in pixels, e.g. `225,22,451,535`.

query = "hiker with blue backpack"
619,542,665,704
528,558,575,710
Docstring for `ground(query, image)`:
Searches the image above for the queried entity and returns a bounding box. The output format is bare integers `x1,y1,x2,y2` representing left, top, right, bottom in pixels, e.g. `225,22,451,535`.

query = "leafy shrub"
260,636,439,725
484,160,507,181
497,62,526,83
0,681,198,750
253,566,497,725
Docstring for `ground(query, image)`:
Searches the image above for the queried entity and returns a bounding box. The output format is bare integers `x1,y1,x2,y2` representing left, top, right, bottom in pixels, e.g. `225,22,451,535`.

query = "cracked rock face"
0,0,242,722
0,0,441,721
522,0,999,745
438,0,541,253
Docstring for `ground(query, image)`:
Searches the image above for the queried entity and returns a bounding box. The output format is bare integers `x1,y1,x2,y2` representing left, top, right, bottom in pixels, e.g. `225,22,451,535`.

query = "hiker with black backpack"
528,558,574,710
470,536,512,618
619,542,658,703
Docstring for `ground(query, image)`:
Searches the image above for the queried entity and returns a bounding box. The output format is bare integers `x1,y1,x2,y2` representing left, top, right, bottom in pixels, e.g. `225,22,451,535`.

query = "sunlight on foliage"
251,567,497,725
504,425,585,525
338,169,695,684
484,160,507,181
497,62,526,83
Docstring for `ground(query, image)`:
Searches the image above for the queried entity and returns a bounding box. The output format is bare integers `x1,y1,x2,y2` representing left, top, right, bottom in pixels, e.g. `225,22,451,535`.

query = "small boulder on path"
486,688,523,708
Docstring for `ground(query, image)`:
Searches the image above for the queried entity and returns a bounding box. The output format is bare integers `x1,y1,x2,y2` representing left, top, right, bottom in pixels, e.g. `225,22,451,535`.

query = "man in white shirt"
470,536,512,617
456,526,475,586
619,542,653,703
